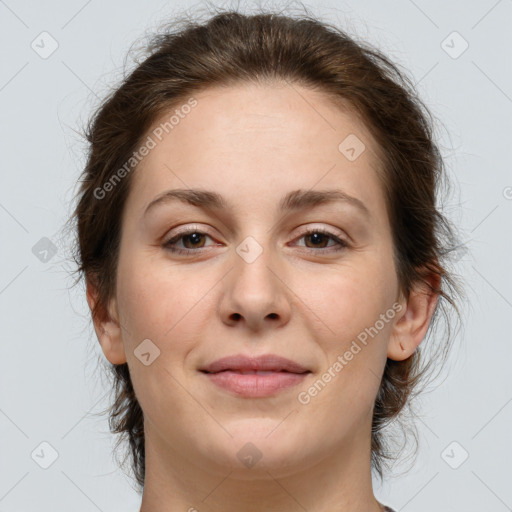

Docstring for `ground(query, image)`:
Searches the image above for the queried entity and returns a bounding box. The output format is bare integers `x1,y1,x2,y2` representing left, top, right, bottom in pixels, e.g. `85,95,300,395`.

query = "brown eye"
163,230,216,255
293,228,348,252
180,232,206,249
304,232,331,248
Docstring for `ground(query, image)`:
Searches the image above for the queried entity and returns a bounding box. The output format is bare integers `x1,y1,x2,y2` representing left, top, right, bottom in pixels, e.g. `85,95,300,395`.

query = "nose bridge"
232,233,277,296
219,231,291,329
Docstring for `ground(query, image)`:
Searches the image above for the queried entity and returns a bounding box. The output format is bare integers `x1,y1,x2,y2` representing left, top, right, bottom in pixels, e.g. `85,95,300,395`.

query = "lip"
199,354,311,398
200,354,310,374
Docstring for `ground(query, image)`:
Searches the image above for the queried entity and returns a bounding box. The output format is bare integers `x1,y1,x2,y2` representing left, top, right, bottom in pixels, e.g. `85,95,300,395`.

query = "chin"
200,423,313,479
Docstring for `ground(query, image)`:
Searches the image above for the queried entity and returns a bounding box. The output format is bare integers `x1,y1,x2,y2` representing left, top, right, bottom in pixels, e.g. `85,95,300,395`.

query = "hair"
66,4,464,493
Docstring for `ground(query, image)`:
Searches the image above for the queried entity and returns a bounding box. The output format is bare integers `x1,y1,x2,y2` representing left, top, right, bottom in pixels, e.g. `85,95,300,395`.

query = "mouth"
199,353,311,374
199,354,312,397
202,369,306,375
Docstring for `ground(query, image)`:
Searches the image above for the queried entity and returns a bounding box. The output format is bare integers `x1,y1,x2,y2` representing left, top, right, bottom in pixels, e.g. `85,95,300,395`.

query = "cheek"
296,256,397,341
297,258,396,409
115,254,210,420
116,251,214,351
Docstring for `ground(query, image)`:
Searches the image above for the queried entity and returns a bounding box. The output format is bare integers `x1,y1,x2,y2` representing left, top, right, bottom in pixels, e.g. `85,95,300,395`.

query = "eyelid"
163,223,217,241
292,223,346,239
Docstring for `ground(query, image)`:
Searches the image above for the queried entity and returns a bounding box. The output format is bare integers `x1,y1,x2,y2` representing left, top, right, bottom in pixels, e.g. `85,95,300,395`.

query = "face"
101,82,409,479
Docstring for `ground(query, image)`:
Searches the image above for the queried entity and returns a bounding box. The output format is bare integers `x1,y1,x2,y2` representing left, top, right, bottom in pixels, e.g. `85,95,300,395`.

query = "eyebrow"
143,187,371,218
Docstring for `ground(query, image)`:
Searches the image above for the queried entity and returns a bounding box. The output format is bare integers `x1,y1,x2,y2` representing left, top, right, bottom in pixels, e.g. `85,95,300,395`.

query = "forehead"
125,82,387,222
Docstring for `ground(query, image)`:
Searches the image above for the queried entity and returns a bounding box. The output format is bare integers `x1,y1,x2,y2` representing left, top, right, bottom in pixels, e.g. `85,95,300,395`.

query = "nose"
218,240,292,332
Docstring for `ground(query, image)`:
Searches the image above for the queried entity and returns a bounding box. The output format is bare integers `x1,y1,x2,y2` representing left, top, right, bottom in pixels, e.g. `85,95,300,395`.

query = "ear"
86,277,127,365
388,273,440,361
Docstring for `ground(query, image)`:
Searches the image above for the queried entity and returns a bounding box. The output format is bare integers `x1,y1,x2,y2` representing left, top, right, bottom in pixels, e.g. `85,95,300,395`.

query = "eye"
163,228,218,255
291,228,348,252
163,226,349,256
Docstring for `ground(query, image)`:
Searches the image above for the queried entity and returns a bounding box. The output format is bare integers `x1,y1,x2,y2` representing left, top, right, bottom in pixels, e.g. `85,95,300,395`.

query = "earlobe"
86,278,127,365
388,275,440,361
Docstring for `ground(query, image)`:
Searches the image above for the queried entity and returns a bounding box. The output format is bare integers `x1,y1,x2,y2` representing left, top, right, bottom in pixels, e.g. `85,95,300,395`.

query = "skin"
87,81,438,512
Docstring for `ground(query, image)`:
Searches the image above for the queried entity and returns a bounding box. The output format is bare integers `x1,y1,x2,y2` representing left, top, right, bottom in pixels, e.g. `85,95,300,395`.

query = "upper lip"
200,354,311,374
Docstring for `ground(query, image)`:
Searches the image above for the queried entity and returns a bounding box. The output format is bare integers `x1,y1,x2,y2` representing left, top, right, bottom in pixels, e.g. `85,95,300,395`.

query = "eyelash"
163,227,349,256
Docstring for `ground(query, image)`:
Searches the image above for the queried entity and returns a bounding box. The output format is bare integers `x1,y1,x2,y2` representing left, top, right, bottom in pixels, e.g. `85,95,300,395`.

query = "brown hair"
67,5,464,492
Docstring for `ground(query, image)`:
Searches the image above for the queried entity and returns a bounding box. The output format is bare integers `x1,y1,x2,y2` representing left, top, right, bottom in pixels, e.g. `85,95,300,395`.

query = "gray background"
1,0,511,511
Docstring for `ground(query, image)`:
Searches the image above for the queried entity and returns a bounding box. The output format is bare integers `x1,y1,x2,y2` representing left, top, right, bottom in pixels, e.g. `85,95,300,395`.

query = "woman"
69,7,462,511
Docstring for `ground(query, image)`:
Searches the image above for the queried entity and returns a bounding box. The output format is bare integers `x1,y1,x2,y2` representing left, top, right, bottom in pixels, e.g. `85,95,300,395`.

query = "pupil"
309,233,325,246
186,233,202,246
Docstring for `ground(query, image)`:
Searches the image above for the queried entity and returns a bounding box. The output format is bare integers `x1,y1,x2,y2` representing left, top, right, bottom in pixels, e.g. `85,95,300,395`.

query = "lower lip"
202,370,310,397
